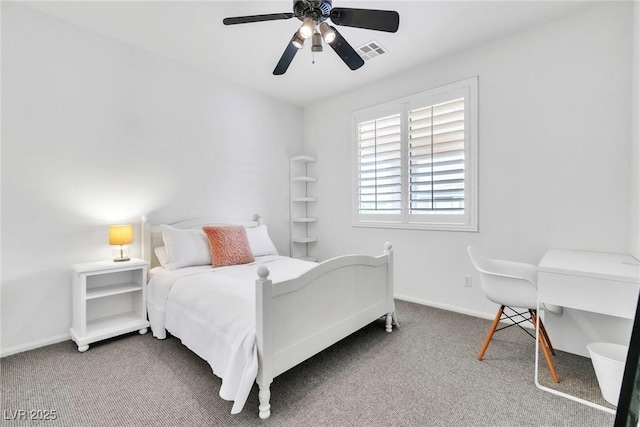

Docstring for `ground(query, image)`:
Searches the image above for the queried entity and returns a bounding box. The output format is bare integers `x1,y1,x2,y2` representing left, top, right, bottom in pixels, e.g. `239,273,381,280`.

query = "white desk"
536,249,640,413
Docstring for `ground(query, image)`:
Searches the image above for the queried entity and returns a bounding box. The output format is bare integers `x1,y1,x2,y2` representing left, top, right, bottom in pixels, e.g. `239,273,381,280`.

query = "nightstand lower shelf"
70,312,149,352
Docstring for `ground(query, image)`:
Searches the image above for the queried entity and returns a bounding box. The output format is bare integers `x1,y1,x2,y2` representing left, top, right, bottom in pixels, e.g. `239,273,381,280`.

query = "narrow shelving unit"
290,155,317,261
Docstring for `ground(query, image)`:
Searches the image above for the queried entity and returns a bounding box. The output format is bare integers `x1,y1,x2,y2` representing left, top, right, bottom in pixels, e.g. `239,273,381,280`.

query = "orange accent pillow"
203,225,255,267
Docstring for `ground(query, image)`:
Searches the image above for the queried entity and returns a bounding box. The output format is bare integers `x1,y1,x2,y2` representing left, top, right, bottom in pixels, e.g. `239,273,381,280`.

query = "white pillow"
154,246,169,267
161,224,211,270
245,224,278,257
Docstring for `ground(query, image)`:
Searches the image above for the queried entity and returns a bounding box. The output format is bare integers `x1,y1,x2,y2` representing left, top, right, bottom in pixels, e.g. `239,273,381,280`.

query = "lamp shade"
319,22,335,43
311,32,323,52
109,224,133,246
299,17,314,39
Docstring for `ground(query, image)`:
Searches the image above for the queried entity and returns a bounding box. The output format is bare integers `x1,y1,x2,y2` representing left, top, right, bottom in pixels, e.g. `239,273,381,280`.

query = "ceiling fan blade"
328,27,365,71
330,8,399,33
223,13,295,25
273,34,299,75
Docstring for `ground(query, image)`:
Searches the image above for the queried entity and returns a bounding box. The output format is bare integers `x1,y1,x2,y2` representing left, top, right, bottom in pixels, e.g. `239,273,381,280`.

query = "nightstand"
70,258,150,352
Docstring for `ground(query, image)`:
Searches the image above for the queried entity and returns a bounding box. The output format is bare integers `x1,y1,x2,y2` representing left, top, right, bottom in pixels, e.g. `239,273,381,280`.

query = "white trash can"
587,342,628,406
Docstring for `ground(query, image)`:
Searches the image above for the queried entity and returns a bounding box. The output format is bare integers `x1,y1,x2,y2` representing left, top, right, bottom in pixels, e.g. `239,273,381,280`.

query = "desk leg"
534,300,616,415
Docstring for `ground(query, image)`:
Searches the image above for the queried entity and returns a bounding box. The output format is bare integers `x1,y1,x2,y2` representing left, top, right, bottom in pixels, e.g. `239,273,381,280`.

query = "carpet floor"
1,300,616,426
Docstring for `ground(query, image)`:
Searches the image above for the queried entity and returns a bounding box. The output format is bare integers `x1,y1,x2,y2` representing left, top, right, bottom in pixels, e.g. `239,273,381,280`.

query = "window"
352,77,478,231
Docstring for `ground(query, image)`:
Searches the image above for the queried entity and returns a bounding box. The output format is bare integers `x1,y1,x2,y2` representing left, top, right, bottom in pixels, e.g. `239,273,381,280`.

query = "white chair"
467,246,559,383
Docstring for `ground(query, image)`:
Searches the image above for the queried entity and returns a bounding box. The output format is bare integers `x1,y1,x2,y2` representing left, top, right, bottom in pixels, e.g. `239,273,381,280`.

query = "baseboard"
1,332,71,358
0,297,526,358
394,294,497,322
394,294,536,330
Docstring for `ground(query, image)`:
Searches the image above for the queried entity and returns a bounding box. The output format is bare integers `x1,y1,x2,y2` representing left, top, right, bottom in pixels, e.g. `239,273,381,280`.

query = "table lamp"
109,224,133,262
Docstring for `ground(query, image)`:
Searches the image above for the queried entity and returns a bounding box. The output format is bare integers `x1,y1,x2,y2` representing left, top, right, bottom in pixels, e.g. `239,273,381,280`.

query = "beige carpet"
1,300,615,426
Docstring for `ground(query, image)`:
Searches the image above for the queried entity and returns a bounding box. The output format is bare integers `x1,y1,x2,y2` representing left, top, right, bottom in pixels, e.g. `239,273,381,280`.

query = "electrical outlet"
464,275,472,287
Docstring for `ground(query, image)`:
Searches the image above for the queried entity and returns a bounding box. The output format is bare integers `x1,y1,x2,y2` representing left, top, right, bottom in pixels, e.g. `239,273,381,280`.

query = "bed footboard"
254,242,395,419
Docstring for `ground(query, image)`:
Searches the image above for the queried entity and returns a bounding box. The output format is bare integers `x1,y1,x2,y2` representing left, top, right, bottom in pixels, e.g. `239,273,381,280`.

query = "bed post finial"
257,264,270,279
384,241,393,253
254,214,264,225
141,216,149,263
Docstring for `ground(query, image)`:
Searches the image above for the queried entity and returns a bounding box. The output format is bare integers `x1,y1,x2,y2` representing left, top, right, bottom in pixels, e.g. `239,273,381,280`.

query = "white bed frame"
141,215,397,419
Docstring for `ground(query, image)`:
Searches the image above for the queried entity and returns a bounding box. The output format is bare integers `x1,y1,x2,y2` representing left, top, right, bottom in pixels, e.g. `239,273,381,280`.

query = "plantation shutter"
357,114,402,214
352,76,477,230
408,98,465,214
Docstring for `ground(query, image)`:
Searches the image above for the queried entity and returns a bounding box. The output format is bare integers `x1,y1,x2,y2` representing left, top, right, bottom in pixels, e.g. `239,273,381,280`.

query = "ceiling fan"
223,0,400,75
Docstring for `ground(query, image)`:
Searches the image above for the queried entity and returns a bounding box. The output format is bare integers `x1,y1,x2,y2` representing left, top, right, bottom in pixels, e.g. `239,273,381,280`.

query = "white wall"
0,3,303,355
304,3,634,319
631,0,640,260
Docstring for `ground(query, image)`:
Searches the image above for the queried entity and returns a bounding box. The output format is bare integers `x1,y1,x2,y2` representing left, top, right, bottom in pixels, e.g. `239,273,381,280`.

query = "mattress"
146,255,317,413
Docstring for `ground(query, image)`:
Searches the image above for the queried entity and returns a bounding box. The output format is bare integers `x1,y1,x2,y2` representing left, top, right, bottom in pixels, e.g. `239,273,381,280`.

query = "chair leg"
538,319,555,356
529,310,556,356
529,310,555,356
530,311,560,383
478,305,505,361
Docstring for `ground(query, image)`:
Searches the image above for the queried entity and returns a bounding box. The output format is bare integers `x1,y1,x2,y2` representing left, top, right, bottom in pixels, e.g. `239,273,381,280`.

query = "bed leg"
258,383,271,419
385,313,393,332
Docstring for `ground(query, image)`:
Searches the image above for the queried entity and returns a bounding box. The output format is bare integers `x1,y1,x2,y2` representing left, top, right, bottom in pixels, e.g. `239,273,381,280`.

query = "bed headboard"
141,214,264,269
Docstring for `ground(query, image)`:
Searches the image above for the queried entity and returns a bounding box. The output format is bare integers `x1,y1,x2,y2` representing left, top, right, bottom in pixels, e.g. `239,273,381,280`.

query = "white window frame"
352,77,478,232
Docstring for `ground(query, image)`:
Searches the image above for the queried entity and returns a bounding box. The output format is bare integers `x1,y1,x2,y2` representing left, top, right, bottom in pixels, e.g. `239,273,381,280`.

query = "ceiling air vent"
356,41,387,61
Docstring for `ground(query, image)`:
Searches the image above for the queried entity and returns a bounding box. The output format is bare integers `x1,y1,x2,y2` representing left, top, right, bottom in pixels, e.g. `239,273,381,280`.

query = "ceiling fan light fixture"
319,22,336,44
311,32,323,52
292,33,305,49
299,17,315,39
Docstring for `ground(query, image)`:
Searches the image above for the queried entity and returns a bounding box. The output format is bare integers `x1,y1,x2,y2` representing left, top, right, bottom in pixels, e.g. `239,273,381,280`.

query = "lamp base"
112,245,130,262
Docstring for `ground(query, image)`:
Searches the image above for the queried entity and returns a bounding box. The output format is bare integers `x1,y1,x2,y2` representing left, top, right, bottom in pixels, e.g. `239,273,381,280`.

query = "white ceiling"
24,0,596,107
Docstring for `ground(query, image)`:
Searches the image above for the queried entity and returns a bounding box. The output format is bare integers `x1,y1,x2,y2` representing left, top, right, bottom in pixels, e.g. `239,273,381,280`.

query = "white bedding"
146,255,317,414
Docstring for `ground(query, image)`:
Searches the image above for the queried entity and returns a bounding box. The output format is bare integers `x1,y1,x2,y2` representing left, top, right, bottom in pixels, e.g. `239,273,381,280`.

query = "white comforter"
146,255,317,414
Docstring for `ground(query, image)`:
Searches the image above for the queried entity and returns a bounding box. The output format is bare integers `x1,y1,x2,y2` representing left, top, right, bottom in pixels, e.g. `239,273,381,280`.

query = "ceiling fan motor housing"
294,0,332,22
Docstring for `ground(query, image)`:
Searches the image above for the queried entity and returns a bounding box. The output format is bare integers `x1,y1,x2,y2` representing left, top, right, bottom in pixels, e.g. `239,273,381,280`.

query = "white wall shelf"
292,237,318,243
290,155,317,261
